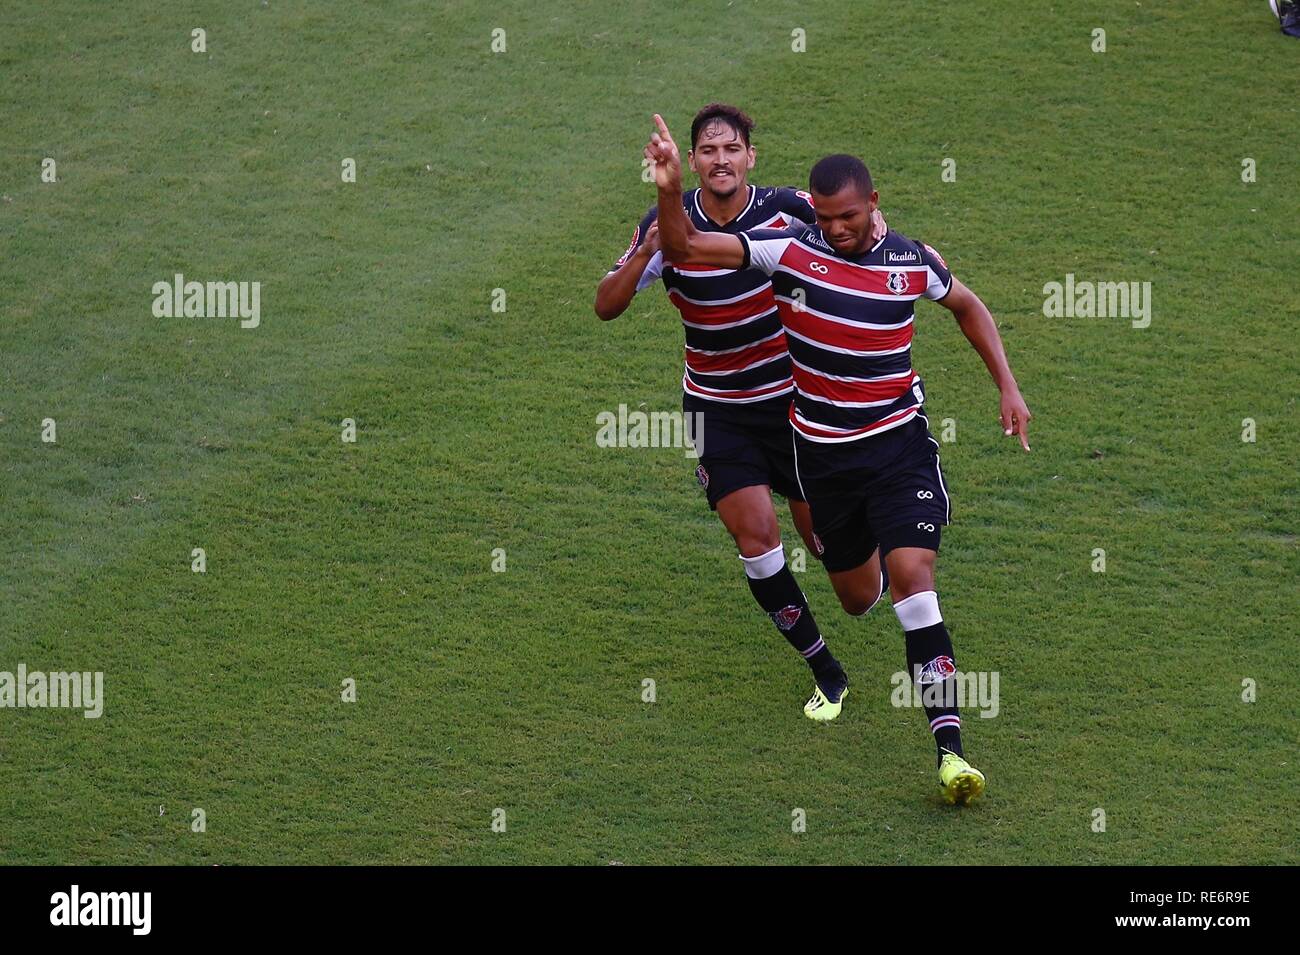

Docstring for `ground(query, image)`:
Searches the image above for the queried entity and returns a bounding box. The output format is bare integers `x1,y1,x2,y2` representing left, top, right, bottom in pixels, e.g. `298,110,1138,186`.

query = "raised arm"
646,114,746,268
933,278,1033,451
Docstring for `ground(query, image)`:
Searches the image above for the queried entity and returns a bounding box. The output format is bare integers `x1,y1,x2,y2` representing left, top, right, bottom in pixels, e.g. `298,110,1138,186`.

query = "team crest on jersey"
695,464,709,489
887,271,909,295
770,605,802,631
917,654,956,685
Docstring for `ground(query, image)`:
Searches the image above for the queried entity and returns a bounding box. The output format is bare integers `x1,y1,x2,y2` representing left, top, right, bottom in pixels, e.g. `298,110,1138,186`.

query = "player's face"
811,185,880,255
687,122,755,199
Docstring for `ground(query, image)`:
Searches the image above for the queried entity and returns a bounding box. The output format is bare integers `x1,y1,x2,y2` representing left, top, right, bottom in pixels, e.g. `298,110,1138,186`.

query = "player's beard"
703,179,740,200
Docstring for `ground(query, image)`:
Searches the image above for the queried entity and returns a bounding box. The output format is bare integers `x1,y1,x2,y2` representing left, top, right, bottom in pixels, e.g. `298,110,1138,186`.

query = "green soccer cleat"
803,681,847,722
939,750,986,806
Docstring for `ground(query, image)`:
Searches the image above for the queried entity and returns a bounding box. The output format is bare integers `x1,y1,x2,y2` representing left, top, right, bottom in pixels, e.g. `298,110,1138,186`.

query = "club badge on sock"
770,605,802,631
916,654,956,684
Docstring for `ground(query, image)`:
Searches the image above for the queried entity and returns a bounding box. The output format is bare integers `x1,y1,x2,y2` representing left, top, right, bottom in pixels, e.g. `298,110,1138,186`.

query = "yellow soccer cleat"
939,750,986,806
803,682,847,722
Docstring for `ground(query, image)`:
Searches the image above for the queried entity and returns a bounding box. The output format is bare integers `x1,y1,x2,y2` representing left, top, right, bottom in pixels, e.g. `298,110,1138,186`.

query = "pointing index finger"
652,113,673,143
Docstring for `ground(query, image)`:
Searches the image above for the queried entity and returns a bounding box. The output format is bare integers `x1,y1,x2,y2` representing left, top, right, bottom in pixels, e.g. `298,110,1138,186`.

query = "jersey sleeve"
608,206,659,274
635,251,664,291
773,186,818,226
917,241,953,300
738,225,801,275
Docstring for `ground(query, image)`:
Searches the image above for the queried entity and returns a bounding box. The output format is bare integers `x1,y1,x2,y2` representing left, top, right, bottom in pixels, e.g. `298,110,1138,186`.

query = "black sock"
741,545,843,691
895,591,962,765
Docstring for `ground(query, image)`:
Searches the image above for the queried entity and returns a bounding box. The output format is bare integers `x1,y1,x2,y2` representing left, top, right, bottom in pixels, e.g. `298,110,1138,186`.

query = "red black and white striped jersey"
737,222,953,443
608,184,817,404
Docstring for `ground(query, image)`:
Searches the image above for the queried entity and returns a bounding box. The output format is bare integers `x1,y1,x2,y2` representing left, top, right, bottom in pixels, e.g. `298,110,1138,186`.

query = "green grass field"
1,1,1296,865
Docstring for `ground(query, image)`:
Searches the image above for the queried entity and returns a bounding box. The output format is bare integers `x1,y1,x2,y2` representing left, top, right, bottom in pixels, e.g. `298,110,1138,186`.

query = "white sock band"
894,590,942,631
740,543,785,580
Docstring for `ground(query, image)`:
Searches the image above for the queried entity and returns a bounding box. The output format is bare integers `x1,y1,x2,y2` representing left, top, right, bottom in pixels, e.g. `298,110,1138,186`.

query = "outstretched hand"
1000,387,1032,452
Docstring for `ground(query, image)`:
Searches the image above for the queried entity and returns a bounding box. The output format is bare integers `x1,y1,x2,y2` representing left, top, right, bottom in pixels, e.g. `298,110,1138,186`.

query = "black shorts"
684,392,805,509
792,415,951,573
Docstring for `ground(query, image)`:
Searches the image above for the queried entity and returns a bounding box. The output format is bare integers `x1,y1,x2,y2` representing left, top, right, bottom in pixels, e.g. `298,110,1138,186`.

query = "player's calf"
884,545,979,800
894,587,963,762
739,542,847,719
719,487,847,718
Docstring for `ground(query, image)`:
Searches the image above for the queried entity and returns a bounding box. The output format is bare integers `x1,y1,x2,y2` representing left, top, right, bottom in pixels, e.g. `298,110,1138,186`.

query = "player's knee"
839,593,872,616
728,514,781,557
839,577,883,616
889,572,934,602
736,529,782,558
884,556,934,600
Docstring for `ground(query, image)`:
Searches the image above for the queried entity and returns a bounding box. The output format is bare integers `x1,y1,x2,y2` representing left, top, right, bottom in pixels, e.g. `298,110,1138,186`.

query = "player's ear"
868,189,879,211
746,145,756,170
687,149,697,174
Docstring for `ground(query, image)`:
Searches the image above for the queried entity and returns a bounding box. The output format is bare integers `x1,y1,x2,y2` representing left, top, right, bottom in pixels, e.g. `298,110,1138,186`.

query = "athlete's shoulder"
611,204,660,271
873,230,928,264
784,218,830,249
874,231,949,271
760,185,817,218
740,218,827,278
873,231,953,299
739,185,808,230
744,216,820,245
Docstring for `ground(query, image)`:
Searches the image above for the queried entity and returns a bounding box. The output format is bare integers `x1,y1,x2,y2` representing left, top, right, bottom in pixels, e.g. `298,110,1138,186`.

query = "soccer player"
595,104,887,722
644,114,1033,805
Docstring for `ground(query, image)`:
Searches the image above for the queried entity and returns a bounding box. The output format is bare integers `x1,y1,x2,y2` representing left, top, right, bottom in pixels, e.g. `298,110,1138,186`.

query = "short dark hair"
690,103,755,149
809,154,874,199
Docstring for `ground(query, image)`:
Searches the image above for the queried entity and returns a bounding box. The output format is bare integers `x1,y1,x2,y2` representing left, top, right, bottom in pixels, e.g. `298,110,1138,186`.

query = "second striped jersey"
609,184,818,403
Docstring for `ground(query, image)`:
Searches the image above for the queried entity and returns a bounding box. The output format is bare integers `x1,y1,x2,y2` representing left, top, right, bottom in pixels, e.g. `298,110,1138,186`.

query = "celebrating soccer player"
645,113,1032,805
596,104,887,722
